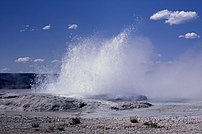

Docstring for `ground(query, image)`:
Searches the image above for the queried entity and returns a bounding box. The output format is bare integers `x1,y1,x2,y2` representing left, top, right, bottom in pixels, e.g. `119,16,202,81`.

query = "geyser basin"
36,28,202,99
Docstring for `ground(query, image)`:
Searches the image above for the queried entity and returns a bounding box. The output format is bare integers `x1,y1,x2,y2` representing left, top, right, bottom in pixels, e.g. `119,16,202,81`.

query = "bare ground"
1,89,202,134
1,112,202,134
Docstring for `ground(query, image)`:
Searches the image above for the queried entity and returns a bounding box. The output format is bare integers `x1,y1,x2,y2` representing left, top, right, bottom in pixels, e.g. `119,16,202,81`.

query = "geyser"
40,29,152,97
38,28,202,99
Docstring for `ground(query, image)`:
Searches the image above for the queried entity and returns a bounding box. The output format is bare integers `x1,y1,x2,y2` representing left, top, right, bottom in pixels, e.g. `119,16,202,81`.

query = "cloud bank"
150,9,198,25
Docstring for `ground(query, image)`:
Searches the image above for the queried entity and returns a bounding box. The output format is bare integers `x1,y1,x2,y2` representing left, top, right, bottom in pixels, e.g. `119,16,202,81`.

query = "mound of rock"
0,93,86,112
110,101,153,110
0,91,153,113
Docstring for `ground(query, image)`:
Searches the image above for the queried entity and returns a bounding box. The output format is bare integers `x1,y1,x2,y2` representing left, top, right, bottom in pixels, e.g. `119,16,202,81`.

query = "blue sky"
0,0,202,73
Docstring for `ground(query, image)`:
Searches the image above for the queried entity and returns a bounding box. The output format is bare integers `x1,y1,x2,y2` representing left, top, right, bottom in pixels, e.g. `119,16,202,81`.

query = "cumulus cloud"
15,57,31,63
68,24,78,30
34,58,45,63
42,24,51,30
178,32,200,39
150,9,198,25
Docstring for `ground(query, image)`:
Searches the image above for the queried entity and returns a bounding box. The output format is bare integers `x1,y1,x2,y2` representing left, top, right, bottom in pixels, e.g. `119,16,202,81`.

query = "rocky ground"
1,113,202,134
1,89,202,133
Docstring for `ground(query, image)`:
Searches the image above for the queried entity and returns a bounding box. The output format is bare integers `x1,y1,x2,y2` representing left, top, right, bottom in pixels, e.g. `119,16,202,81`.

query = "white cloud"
178,35,184,38
42,24,51,30
150,9,198,25
178,32,200,39
15,57,31,63
68,24,78,30
34,58,45,63
51,59,61,64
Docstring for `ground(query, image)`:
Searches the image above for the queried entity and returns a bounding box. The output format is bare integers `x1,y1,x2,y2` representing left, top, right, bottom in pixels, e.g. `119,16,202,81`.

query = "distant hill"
0,73,36,89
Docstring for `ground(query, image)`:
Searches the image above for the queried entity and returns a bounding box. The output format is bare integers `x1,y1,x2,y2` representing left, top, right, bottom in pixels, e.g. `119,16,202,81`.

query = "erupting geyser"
37,28,202,99
40,29,152,98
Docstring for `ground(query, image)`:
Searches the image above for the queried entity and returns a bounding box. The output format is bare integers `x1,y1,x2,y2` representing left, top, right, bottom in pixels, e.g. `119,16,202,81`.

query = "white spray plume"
39,28,202,99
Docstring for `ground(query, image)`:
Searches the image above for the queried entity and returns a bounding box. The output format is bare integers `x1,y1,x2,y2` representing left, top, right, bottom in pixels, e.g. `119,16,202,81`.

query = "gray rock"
0,93,86,112
110,101,152,110
88,94,148,101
